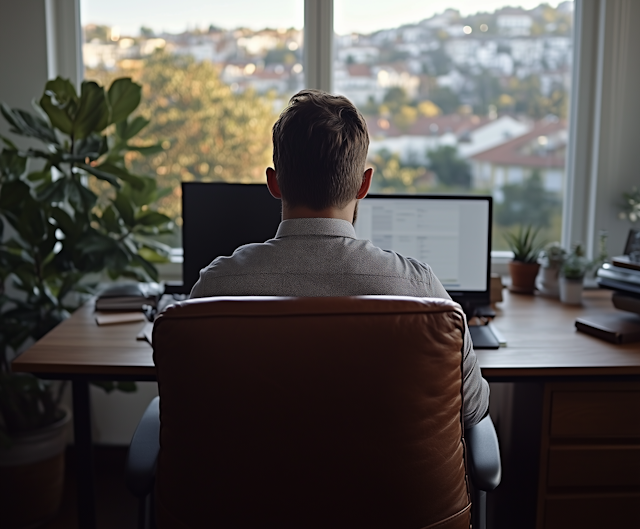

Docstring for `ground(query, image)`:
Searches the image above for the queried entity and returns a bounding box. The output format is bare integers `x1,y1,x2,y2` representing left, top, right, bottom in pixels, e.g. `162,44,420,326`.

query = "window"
80,0,575,252
80,0,303,246
333,0,574,250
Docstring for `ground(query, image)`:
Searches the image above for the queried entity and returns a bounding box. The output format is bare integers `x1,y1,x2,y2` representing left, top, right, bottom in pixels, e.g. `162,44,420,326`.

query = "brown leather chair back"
152,296,471,529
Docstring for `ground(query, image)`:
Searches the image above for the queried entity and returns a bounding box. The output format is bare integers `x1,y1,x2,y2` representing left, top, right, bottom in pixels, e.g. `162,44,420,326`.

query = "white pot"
0,407,71,467
559,277,584,305
537,266,560,297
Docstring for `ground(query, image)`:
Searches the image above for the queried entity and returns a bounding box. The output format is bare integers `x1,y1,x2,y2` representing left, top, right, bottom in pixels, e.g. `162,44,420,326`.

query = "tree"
495,170,561,228
426,145,472,188
86,52,278,222
428,86,461,115
382,87,410,113
368,150,430,194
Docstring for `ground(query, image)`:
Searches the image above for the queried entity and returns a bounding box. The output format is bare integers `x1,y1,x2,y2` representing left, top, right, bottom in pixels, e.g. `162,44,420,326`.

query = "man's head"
269,89,371,212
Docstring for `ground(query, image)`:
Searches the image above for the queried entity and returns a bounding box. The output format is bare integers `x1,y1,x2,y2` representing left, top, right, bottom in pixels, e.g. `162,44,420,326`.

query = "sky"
80,0,570,36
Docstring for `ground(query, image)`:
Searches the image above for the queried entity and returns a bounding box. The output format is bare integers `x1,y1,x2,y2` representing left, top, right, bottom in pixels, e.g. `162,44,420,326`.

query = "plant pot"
0,407,71,528
560,277,584,305
537,265,561,297
508,261,540,294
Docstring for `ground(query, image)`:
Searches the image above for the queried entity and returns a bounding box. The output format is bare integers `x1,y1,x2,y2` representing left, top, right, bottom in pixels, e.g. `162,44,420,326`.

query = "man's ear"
356,168,374,199
266,167,282,199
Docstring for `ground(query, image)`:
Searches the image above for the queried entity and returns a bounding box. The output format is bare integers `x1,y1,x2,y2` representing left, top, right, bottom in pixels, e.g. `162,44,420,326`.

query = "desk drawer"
550,391,640,438
544,494,640,529
547,445,640,487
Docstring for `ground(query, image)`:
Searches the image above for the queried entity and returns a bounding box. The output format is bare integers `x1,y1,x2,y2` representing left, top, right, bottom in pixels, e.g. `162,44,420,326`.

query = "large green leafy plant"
0,77,172,444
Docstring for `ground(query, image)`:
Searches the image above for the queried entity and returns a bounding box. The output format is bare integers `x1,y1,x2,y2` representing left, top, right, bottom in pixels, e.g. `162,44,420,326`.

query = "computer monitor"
181,182,282,293
354,194,493,314
182,184,492,313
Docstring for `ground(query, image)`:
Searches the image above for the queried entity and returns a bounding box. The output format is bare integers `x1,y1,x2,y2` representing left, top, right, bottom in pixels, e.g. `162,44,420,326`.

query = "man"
190,89,489,426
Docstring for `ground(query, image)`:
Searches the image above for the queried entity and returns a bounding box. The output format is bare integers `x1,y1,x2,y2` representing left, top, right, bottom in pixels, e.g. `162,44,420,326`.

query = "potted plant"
537,242,566,297
504,225,545,294
559,244,591,305
0,77,172,527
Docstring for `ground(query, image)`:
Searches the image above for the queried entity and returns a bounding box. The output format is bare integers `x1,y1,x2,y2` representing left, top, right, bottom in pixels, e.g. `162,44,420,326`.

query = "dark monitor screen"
182,182,282,293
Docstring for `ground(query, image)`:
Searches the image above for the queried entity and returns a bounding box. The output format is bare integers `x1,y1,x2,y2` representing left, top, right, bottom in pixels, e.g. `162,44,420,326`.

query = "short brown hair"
272,89,369,210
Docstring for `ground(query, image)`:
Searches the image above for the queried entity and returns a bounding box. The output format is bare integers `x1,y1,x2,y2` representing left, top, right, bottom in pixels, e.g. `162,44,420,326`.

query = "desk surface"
481,289,640,378
11,289,640,380
13,301,155,378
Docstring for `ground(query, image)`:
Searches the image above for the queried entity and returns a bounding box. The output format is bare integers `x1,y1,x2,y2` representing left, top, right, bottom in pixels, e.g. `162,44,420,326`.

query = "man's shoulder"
201,239,278,274
353,240,435,276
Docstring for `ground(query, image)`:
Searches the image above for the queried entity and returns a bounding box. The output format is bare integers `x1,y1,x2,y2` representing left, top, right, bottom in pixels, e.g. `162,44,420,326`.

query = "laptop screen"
355,195,492,303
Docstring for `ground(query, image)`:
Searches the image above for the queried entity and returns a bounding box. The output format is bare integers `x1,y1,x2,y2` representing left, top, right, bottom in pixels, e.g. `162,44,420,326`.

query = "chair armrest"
466,415,501,491
125,396,160,498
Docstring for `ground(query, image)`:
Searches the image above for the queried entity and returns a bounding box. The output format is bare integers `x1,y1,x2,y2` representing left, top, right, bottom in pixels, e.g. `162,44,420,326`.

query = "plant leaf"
39,78,78,135
1,103,59,144
125,143,164,155
118,116,149,140
0,150,27,181
108,78,142,125
134,210,171,226
93,161,144,190
113,193,135,226
73,82,109,139
77,163,120,188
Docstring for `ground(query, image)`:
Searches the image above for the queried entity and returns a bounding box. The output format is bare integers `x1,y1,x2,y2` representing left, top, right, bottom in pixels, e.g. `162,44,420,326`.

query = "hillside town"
83,2,574,242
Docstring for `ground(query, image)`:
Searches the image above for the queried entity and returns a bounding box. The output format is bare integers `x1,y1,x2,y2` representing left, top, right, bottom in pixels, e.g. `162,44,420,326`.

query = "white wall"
0,1,49,145
564,0,640,257
590,0,640,257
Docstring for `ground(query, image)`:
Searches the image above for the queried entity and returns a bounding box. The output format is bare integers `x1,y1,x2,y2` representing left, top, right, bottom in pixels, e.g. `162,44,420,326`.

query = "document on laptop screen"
355,197,489,292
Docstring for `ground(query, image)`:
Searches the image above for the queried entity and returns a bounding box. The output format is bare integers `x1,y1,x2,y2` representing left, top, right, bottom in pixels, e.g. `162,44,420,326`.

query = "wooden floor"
42,446,138,529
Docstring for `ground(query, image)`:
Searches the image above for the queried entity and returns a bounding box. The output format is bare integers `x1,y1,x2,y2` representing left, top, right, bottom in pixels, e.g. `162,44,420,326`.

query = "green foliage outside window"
426,145,472,188
495,170,560,228
86,52,279,225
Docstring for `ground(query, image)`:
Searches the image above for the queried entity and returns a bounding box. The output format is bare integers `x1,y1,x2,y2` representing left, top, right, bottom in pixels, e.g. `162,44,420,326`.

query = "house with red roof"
366,114,530,166
470,117,567,197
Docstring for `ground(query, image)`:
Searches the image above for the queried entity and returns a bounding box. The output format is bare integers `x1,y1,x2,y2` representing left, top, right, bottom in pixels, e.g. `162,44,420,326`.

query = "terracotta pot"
508,261,540,294
0,408,71,528
560,277,584,305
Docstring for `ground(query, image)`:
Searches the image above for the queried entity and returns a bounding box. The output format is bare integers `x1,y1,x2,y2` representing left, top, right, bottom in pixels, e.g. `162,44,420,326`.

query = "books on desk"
95,282,162,311
576,313,640,344
596,261,640,296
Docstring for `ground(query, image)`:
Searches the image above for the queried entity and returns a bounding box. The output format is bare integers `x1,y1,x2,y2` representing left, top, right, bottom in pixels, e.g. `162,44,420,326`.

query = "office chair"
126,296,501,529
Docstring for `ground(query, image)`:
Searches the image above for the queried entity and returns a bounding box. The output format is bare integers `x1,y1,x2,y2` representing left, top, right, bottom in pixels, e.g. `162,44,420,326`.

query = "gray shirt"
191,217,489,426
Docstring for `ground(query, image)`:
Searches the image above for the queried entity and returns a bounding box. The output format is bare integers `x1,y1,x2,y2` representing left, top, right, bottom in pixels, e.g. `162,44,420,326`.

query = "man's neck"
282,202,357,223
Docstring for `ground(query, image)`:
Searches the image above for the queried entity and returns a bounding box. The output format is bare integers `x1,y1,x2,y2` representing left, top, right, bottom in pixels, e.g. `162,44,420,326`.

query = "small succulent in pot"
559,244,591,304
561,243,591,281
537,242,566,297
539,242,566,270
504,225,545,294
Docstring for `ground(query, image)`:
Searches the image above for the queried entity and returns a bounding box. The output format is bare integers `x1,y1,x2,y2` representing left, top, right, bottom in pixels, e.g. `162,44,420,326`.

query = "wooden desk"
15,289,640,379
12,302,154,529
480,289,640,379
480,290,640,529
12,290,640,529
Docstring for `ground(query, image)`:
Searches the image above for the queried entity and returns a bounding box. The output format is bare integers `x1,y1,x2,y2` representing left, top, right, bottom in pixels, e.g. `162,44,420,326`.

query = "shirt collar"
275,218,357,239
